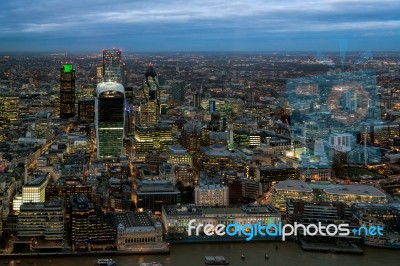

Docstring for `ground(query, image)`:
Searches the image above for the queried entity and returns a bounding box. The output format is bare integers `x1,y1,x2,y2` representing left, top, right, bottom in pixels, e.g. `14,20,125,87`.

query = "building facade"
78,98,95,123
70,194,116,251
17,199,64,250
194,183,229,206
322,184,387,205
103,49,124,84
60,64,76,119
115,211,167,252
135,180,181,212
272,180,314,211
162,204,281,239
95,82,125,158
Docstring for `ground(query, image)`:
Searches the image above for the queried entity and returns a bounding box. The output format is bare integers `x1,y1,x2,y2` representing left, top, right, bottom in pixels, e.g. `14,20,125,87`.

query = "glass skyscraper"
95,82,125,158
102,49,125,84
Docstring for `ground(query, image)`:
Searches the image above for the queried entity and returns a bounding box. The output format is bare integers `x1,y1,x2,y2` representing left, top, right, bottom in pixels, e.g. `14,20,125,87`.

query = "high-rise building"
60,64,76,119
0,93,19,122
180,123,201,155
171,80,185,102
133,124,173,162
95,82,125,158
70,194,116,251
193,92,200,108
132,65,175,162
139,65,160,126
103,49,125,84
78,98,95,123
0,93,19,141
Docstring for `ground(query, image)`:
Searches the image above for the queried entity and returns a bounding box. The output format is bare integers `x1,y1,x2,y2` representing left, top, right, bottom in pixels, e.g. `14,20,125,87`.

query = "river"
1,242,399,266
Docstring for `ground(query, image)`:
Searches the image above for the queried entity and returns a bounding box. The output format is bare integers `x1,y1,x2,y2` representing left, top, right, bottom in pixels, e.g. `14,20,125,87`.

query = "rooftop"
168,144,187,154
324,184,386,197
274,180,313,193
137,180,180,194
163,204,279,217
115,211,159,233
24,175,47,187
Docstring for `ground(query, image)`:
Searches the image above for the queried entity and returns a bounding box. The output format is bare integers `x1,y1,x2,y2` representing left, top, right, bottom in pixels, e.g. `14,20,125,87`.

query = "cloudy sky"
0,0,399,52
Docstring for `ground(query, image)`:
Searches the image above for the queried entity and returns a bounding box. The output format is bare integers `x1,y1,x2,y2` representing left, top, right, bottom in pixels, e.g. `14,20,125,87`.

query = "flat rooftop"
137,181,180,194
115,211,154,228
274,180,313,193
203,207,244,215
25,175,47,187
324,184,386,197
163,204,279,217
168,144,187,154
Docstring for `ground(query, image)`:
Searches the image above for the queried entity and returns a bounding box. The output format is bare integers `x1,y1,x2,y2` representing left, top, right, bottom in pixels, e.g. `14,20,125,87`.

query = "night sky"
0,0,399,52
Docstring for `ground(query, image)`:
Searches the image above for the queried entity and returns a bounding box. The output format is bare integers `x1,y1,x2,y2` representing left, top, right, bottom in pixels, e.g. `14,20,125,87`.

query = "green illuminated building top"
63,64,73,73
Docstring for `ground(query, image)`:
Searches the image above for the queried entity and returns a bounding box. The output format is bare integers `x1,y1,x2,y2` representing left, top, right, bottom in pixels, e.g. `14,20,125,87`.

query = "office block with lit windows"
135,181,181,212
60,64,76,119
103,49,125,84
17,199,64,251
272,180,314,211
70,194,116,251
78,98,95,123
95,82,125,158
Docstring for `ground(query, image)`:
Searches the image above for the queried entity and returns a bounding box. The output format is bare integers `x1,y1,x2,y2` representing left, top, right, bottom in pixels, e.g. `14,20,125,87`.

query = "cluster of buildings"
0,51,399,252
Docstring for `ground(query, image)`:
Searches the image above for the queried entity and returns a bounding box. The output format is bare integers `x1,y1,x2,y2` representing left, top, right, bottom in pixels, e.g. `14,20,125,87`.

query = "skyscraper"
102,49,125,84
139,65,160,126
0,93,19,141
60,64,75,119
78,98,95,123
171,80,185,102
133,65,173,162
95,82,125,158
193,92,200,108
0,93,19,122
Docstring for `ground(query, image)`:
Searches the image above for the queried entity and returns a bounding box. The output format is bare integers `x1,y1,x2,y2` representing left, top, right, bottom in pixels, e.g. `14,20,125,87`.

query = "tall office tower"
60,64,76,119
193,92,201,108
0,93,19,122
102,49,125,84
95,82,125,158
139,65,160,126
133,65,174,162
78,98,95,123
171,80,185,102
0,93,19,140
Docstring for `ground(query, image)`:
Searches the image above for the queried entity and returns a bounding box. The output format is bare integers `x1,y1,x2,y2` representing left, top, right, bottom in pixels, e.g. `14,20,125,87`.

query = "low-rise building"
135,180,181,212
272,180,314,211
352,203,400,247
194,183,229,206
17,199,64,251
286,199,356,232
115,211,168,252
162,204,281,239
322,184,387,205
167,144,193,166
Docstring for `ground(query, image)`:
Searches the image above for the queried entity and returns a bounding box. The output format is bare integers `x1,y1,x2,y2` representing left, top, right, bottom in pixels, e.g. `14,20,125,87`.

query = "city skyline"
1,0,400,52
